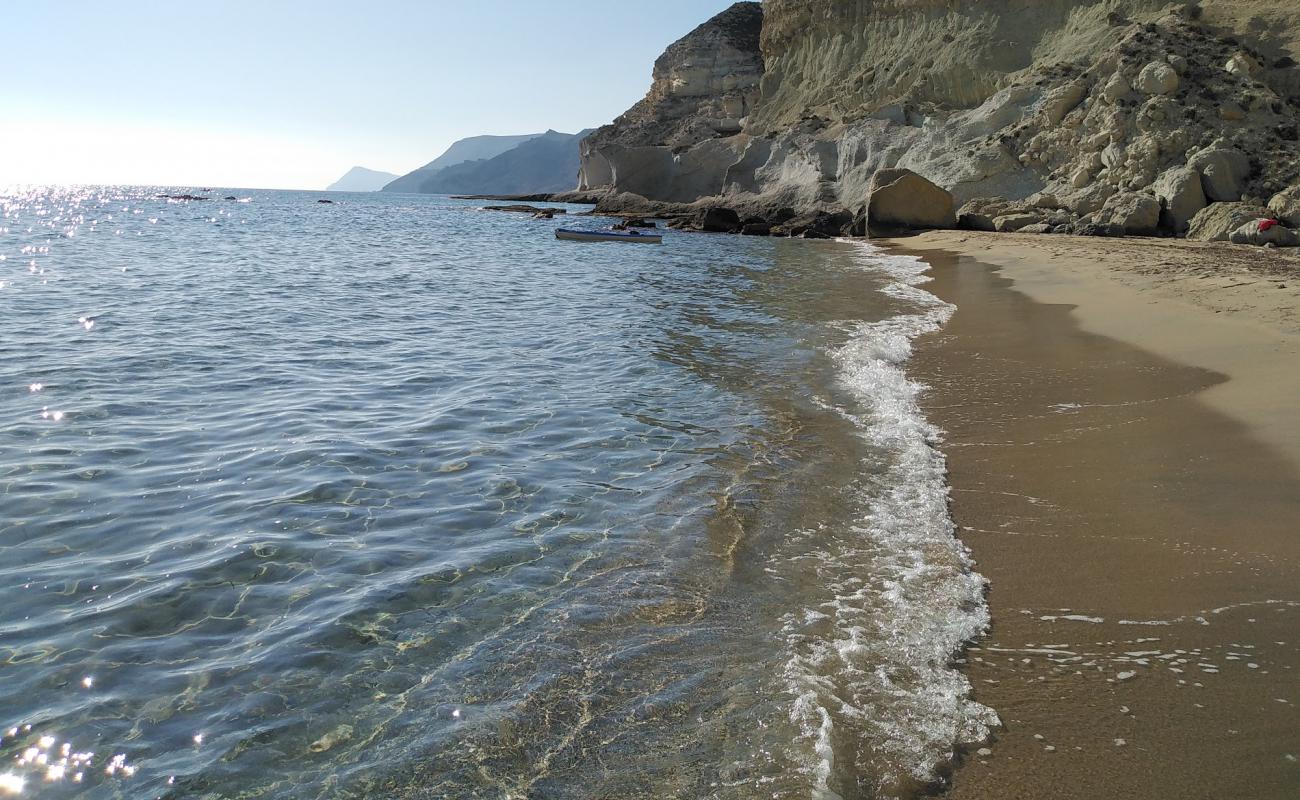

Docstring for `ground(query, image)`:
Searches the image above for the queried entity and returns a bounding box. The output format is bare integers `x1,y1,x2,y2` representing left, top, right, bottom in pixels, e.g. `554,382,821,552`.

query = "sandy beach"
887,232,1300,799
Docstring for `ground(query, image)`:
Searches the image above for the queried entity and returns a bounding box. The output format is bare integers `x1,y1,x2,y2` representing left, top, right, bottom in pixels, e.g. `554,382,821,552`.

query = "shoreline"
888,233,1300,798
887,230,1300,468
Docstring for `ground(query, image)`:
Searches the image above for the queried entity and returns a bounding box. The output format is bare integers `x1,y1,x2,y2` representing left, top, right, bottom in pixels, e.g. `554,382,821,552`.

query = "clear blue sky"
3,0,739,189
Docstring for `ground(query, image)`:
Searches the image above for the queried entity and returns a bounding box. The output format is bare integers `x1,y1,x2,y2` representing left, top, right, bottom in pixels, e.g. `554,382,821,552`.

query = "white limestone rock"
1097,192,1162,235
1188,147,1252,203
1136,62,1179,95
1154,167,1208,234
1186,202,1273,242
865,168,956,232
1268,186,1300,227
1229,219,1299,247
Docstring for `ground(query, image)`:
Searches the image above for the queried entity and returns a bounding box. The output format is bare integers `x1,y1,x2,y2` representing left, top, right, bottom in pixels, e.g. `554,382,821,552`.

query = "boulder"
1072,222,1127,237
1019,223,1056,234
1028,192,1064,210
1225,52,1263,79
740,222,772,236
1268,187,1300,227
788,209,854,237
863,169,956,233
1186,202,1273,242
1097,192,1162,235
613,217,656,229
993,213,1047,232
1101,142,1126,169
1136,62,1179,95
1042,83,1086,125
1153,167,1207,234
1187,148,1251,203
1065,182,1117,216
695,206,741,233
1101,73,1131,103
1229,219,1299,247
958,197,1027,231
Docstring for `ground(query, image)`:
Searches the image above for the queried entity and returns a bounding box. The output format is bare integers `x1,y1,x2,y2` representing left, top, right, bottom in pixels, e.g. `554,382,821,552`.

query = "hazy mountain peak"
326,166,400,192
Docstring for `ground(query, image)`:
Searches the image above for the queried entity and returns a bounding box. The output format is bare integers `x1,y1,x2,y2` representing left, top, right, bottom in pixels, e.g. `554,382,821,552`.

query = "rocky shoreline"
555,2,1300,249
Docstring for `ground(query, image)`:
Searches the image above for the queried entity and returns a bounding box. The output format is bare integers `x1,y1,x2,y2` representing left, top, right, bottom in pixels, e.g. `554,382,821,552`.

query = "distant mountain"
326,166,399,192
382,133,546,193
386,130,594,196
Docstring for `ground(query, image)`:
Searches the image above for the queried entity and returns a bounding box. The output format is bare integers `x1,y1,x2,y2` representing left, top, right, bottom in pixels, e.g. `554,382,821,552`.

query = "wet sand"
891,236,1300,799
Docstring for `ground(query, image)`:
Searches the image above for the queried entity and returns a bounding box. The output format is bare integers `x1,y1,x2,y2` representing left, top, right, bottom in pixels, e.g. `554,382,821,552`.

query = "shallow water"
0,187,992,799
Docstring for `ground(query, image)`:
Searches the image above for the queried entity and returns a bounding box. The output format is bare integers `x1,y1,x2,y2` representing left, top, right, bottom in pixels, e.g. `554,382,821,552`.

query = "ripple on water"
0,189,986,799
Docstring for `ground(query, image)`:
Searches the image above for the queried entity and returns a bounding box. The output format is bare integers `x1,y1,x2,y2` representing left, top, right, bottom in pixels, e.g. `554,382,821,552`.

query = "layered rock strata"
579,1,1300,244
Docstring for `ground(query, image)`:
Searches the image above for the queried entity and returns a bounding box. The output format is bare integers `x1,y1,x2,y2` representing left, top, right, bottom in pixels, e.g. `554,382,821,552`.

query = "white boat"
555,227,662,244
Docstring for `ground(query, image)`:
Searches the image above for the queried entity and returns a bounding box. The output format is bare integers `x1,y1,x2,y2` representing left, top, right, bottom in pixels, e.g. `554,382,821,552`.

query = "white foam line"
783,242,996,797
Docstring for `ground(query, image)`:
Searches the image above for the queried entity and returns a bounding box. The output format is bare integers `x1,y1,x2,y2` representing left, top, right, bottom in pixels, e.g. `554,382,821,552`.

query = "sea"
0,187,995,799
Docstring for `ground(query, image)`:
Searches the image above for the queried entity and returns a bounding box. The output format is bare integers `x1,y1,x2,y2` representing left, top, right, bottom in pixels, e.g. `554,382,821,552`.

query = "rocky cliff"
580,1,1300,240
577,2,764,199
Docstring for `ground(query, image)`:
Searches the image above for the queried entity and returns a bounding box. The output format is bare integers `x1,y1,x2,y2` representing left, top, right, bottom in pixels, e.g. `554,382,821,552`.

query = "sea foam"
782,243,997,799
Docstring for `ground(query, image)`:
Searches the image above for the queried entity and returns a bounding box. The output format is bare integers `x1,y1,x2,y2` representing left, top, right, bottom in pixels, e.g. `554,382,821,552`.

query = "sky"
2,0,739,189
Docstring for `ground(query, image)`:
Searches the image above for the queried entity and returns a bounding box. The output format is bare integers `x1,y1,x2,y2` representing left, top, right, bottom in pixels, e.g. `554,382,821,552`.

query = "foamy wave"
782,243,997,799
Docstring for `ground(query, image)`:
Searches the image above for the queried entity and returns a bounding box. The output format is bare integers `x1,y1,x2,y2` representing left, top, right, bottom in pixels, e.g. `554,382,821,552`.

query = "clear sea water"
0,188,994,799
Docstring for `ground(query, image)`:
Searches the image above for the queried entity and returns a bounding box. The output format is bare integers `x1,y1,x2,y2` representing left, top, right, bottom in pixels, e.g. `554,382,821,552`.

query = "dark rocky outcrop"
483,205,567,215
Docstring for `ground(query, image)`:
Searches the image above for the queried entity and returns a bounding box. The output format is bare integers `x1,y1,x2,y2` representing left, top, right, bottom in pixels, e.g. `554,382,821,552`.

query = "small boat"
555,227,662,244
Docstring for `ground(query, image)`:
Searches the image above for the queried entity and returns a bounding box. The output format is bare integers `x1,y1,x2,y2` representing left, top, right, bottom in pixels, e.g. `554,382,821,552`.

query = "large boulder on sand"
1186,202,1273,242
864,169,956,233
1229,219,1299,247
1268,187,1300,227
1096,192,1162,235
1153,167,1207,234
1187,147,1251,203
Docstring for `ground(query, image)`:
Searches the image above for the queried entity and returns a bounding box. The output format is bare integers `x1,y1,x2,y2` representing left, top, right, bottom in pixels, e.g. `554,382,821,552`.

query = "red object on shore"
1260,218,1281,231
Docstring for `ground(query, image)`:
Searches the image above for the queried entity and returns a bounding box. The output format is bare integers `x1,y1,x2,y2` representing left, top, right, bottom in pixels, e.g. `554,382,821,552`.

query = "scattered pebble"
977,747,993,757
1114,738,1127,747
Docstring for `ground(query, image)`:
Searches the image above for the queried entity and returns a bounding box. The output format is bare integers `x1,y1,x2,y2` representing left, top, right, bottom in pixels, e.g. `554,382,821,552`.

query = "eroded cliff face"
579,0,1300,233
577,2,764,195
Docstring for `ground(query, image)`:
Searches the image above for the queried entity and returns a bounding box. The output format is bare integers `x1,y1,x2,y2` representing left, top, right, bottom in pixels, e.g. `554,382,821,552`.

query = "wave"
782,243,997,799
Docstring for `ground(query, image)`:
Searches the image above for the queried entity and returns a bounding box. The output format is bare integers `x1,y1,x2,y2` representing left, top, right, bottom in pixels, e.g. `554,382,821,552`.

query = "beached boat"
555,227,662,244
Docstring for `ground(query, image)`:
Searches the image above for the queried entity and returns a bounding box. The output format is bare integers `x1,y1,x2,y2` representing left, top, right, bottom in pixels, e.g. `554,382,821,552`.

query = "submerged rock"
483,204,566,214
